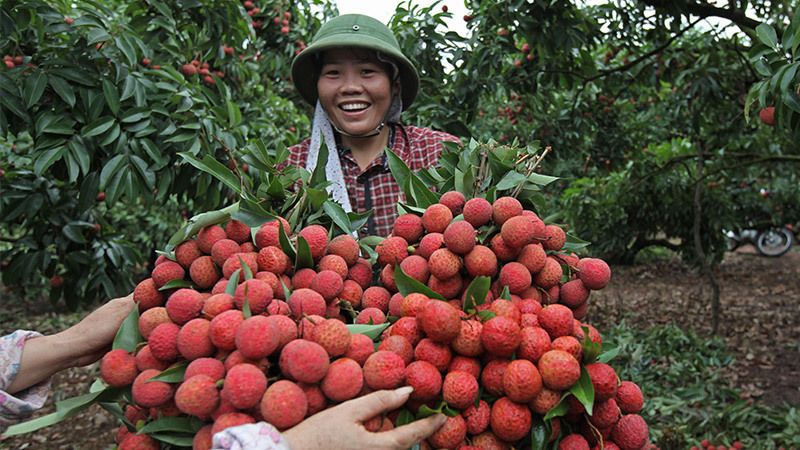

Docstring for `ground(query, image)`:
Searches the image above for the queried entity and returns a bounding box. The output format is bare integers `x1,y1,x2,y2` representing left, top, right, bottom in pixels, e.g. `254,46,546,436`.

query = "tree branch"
641,0,762,31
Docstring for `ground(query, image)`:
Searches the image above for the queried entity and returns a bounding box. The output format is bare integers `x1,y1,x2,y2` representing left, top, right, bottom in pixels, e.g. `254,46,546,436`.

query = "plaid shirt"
280,124,461,238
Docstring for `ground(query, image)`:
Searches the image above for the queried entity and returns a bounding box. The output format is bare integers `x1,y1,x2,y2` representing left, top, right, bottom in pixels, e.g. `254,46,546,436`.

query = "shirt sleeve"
212,422,293,450
0,330,53,427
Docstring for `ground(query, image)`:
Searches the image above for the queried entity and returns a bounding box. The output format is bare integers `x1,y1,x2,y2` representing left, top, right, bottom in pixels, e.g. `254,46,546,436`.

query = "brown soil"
1,247,798,449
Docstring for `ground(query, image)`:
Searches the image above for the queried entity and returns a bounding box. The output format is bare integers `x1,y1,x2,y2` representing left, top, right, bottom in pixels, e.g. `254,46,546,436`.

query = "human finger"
375,413,447,449
339,387,414,422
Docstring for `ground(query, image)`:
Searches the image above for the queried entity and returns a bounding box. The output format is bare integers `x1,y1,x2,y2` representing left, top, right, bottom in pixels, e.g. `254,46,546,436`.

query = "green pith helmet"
291,14,419,109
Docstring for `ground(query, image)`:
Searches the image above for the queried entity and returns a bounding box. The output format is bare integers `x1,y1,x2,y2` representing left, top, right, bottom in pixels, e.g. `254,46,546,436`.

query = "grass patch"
602,321,800,448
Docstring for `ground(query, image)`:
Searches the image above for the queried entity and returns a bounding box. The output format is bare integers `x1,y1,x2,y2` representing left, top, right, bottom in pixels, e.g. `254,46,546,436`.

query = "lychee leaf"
346,323,390,340
561,232,590,251
277,223,297,262
295,235,314,270
166,203,238,248
442,404,461,417
596,344,621,364
225,269,241,296
97,401,128,430
242,293,252,319
410,174,438,208
529,416,549,450
396,203,426,216
396,409,415,427
238,255,253,280
477,310,496,321
542,395,569,421
148,364,187,383
322,200,353,236
178,152,241,195
148,433,195,447
137,416,197,435
386,149,413,203
463,276,491,312
499,286,512,301
496,171,527,191
158,279,191,291
112,302,142,352
394,264,446,301
580,326,602,364
416,401,444,419
569,365,594,416
280,278,291,302
233,198,277,228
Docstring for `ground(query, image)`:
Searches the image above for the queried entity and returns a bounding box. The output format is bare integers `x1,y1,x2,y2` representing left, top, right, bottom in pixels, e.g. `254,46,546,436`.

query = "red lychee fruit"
234,315,281,359
285,288,326,319
414,338,452,372
165,288,203,325
185,357,225,382
344,332,376,366
393,213,425,244
134,345,170,372
138,307,171,340
449,356,481,380
481,316,521,358
189,256,220,290
499,261,532,295
428,248,462,280
356,307,387,324
419,300,461,343
611,414,649,450
222,252,258,279
132,369,174,408
209,310,245,350
560,279,590,308
221,363,267,409
260,380,307,430
254,223,280,250
480,359,510,396
151,261,185,288
317,254,348,279
133,278,166,312
517,243,546,275
224,220,251,244
279,339,330,383
615,381,644,414
502,358,542,403
264,314,298,351
428,414,467,449
578,258,611,290
551,335,582,362
492,196,523,226
326,234,359,266
376,236,409,266
759,106,775,126
347,258,372,290
399,254,430,285
538,349,581,390
148,322,181,361
310,318,351,357
529,386,562,415
464,245,498,278
451,320,484,357
177,318,215,360
585,362,619,402
440,191,466,216
501,215,535,248
463,197,493,228
292,268,317,290
533,257,563,289
363,350,405,389
518,326,551,363
192,424,213,450
298,382,328,416
297,224,329,262
119,433,160,450
175,374,219,417
589,398,620,429
443,370,479,409
310,269,344,302
211,412,256,435
100,349,138,387
404,360,443,401
202,293,235,318
175,240,202,269
378,335,414,365
422,203,454,233
490,396,532,442
417,232,444,259
539,304,574,339
256,246,289,274
320,357,363,402
541,224,566,251
490,233,520,262
234,278,273,314
559,434,590,449
462,399,490,434
443,220,477,254
197,225,226,253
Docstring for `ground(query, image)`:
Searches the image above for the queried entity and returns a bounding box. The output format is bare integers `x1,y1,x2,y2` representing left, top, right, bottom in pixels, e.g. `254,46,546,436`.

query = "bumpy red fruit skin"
585,362,619,402
310,269,343,301
541,224,566,251
422,203,454,233
463,198,493,228
442,370,479,409
393,213,425,244
502,359,542,403
404,360,442,401
297,225,328,262
517,243,547,275
464,245,498,278
589,398,620,429
533,257,563,289
451,320,484,357
501,215,535,249
320,358,363,402
101,349,138,387
224,220,250,244
490,396,532,442
538,349,581,391
148,322,181,361
177,318,215,360
428,248,462,280
492,196,523,226
481,359,510,396
175,239,202,269
417,232,444,260
235,315,281,359
256,246,289,275
443,220,477,254
212,412,256,435
151,261,184,288
234,278,273,315
132,369,174,408
221,363,267,409
611,414,649,450
414,338,452,372
279,339,330,383
175,374,220,417
578,258,611,290
428,414,467,449
193,424,213,450
190,256,220,289
138,307,171,341
529,386,562,415
209,310,245,351
378,335,414,365
440,190,466,216
211,239,240,267
198,225,227,253
376,236,409,266
462,399,491,434
362,286,391,312
518,325,551,365
615,381,644,414
344,332,376,366
560,279,590,308
310,318,351,357
222,252,258,279
363,350,406,390
499,261,532,295
558,433,590,449
481,316,521,358
260,380,308,430
165,288,204,325
538,304,575,339
119,433,160,450
134,278,166,311
327,234,360,266
185,357,226,382
419,300,461,343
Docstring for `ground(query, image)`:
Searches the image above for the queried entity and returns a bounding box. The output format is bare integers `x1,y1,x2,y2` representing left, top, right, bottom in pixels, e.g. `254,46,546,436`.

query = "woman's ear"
392,80,401,97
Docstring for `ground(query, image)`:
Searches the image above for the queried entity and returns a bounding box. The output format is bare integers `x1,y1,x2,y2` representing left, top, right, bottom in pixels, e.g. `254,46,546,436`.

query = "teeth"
341,103,369,111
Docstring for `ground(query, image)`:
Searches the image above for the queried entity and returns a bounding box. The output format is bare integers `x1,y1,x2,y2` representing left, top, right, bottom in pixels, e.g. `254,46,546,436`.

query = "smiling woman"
278,14,461,238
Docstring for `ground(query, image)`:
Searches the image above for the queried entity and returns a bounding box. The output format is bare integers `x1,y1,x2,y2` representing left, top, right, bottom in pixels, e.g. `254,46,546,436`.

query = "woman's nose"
339,71,364,94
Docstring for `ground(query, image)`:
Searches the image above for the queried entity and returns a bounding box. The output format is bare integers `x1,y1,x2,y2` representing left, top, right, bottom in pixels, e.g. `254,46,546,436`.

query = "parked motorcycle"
725,225,795,257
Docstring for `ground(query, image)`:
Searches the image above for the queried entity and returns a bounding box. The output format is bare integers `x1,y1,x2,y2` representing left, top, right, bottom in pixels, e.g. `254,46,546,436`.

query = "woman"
281,13,461,238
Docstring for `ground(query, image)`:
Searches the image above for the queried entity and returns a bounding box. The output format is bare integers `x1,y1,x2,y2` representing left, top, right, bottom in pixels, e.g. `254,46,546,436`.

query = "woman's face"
317,48,397,136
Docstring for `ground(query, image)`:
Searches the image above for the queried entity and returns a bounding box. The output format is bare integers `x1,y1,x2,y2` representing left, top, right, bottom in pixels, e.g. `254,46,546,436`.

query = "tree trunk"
693,141,721,334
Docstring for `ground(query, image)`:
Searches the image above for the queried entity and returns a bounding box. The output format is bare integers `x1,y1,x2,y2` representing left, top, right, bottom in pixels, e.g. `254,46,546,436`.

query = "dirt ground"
1,246,798,449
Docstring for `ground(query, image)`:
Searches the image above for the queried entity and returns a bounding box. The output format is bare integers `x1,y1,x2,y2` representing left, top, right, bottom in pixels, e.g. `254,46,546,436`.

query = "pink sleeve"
212,422,292,450
0,330,53,428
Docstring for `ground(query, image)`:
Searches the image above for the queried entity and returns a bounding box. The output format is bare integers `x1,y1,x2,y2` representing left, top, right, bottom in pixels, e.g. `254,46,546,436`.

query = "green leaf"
462,276,491,311
295,236,314,270
102,79,120,116
394,264,446,300
597,344,621,364
113,304,142,352
49,75,76,107
33,146,65,176
159,279,192,291
580,326,602,364
346,323,391,340
226,99,241,127
386,148,413,200
23,72,47,109
226,269,242,297
166,204,237,247
238,255,253,280
568,365,595,416
496,171,526,191
3,412,62,436
148,364,187,383
543,394,569,421
82,116,115,138
278,222,297,262
149,433,196,447
396,409,415,427
476,309,496,321
756,23,778,48
86,28,111,44
322,201,353,235
137,416,197,434
179,152,241,194
499,286,512,301
530,416,549,450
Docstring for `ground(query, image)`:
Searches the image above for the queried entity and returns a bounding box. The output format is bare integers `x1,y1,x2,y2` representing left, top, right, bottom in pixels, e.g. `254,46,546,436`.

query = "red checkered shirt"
279,124,461,238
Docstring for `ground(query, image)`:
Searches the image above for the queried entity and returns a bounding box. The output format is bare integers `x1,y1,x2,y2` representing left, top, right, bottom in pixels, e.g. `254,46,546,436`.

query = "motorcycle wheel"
756,227,794,257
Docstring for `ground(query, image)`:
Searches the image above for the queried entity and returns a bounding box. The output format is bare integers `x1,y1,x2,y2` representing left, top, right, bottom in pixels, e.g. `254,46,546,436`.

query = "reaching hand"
282,386,447,450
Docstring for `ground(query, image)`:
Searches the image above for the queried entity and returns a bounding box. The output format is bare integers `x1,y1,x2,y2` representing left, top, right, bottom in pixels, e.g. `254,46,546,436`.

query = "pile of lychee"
105,193,650,450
